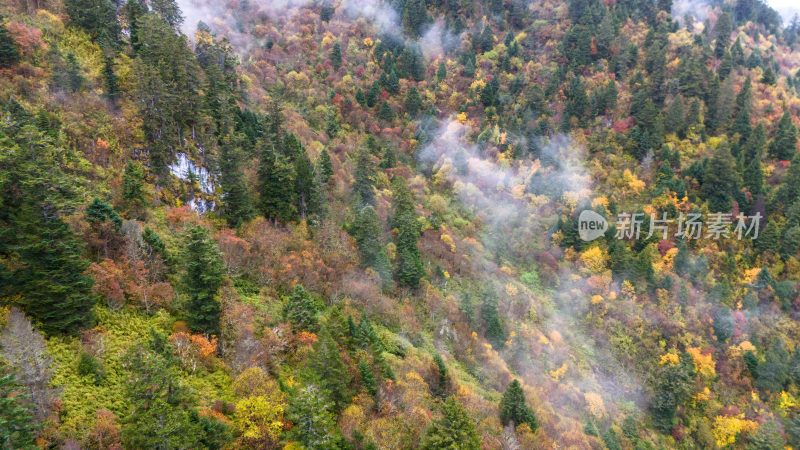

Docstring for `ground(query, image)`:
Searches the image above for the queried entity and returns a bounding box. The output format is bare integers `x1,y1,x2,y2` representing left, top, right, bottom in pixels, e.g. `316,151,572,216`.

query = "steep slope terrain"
3,0,800,447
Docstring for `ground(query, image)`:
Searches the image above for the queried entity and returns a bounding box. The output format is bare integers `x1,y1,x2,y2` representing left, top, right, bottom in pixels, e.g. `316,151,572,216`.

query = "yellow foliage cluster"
286,70,310,87
500,266,515,276
687,347,716,378
549,363,568,381
195,29,214,45
470,79,486,91
511,183,526,198
591,196,609,209
581,247,608,274
320,33,336,48
621,280,636,300
779,391,797,412
584,392,606,418
591,295,604,305
662,247,679,267
561,191,580,210
623,169,646,194
233,396,286,445
505,283,518,297
231,367,287,447
440,233,456,252
728,341,756,358
659,352,680,366
711,414,757,447
743,267,762,284
693,386,711,402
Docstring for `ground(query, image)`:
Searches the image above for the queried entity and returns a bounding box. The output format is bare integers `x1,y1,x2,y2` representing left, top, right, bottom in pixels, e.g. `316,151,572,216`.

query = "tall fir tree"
0,369,38,448
0,23,21,69
309,327,351,412
392,177,424,288
219,136,253,228
769,110,797,160
350,206,392,283
355,87,366,106
358,358,377,396
402,0,429,37
0,123,95,335
63,0,121,42
330,42,342,69
150,0,184,28
481,287,505,348
182,225,226,335
123,336,229,449
318,148,334,181
499,380,538,431
258,150,297,223
713,12,732,58
395,210,425,288
5,200,95,335
353,147,376,205
420,396,481,450
102,55,120,104
405,86,423,117
294,148,316,219
701,144,738,212
122,161,146,210
436,61,447,82
123,0,146,53
283,284,319,332
287,385,340,448
732,77,753,140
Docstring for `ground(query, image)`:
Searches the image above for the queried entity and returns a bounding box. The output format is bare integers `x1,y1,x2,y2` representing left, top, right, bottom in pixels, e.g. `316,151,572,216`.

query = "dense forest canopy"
3,0,800,447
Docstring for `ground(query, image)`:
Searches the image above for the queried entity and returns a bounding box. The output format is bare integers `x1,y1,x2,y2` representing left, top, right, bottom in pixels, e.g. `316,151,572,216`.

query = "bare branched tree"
0,308,56,422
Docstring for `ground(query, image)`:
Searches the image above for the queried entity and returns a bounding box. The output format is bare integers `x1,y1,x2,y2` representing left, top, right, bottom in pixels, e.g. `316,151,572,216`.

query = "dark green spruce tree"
499,379,538,431
481,287,505,348
405,86,423,117
330,42,342,69
294,147,316,219
353,147,376,205
183,225,226,335
701,144,737,212
392,177,424,288
283,284,319,332
309,327,351,412
102,55,120,104
258,149,297,223
219,136,253,228
0,124,95,336
421,396,481,450
350,206,392,283
769,110,797,160
0,369,39,448
0,23,21,69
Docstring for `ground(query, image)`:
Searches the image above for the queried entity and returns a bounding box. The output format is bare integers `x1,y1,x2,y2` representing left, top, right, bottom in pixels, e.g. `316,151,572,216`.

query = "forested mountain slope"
3,0,800,447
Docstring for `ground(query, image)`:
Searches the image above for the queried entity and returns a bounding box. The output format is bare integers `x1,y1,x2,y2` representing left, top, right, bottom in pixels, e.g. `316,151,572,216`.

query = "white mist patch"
341,0,401,35
767,0,800,25
418,118,648,419
418,20,462,59
672,0,712,27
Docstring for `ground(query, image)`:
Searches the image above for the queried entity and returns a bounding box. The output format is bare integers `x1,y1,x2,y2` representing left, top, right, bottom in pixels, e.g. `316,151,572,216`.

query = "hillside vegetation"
3,0,800,447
